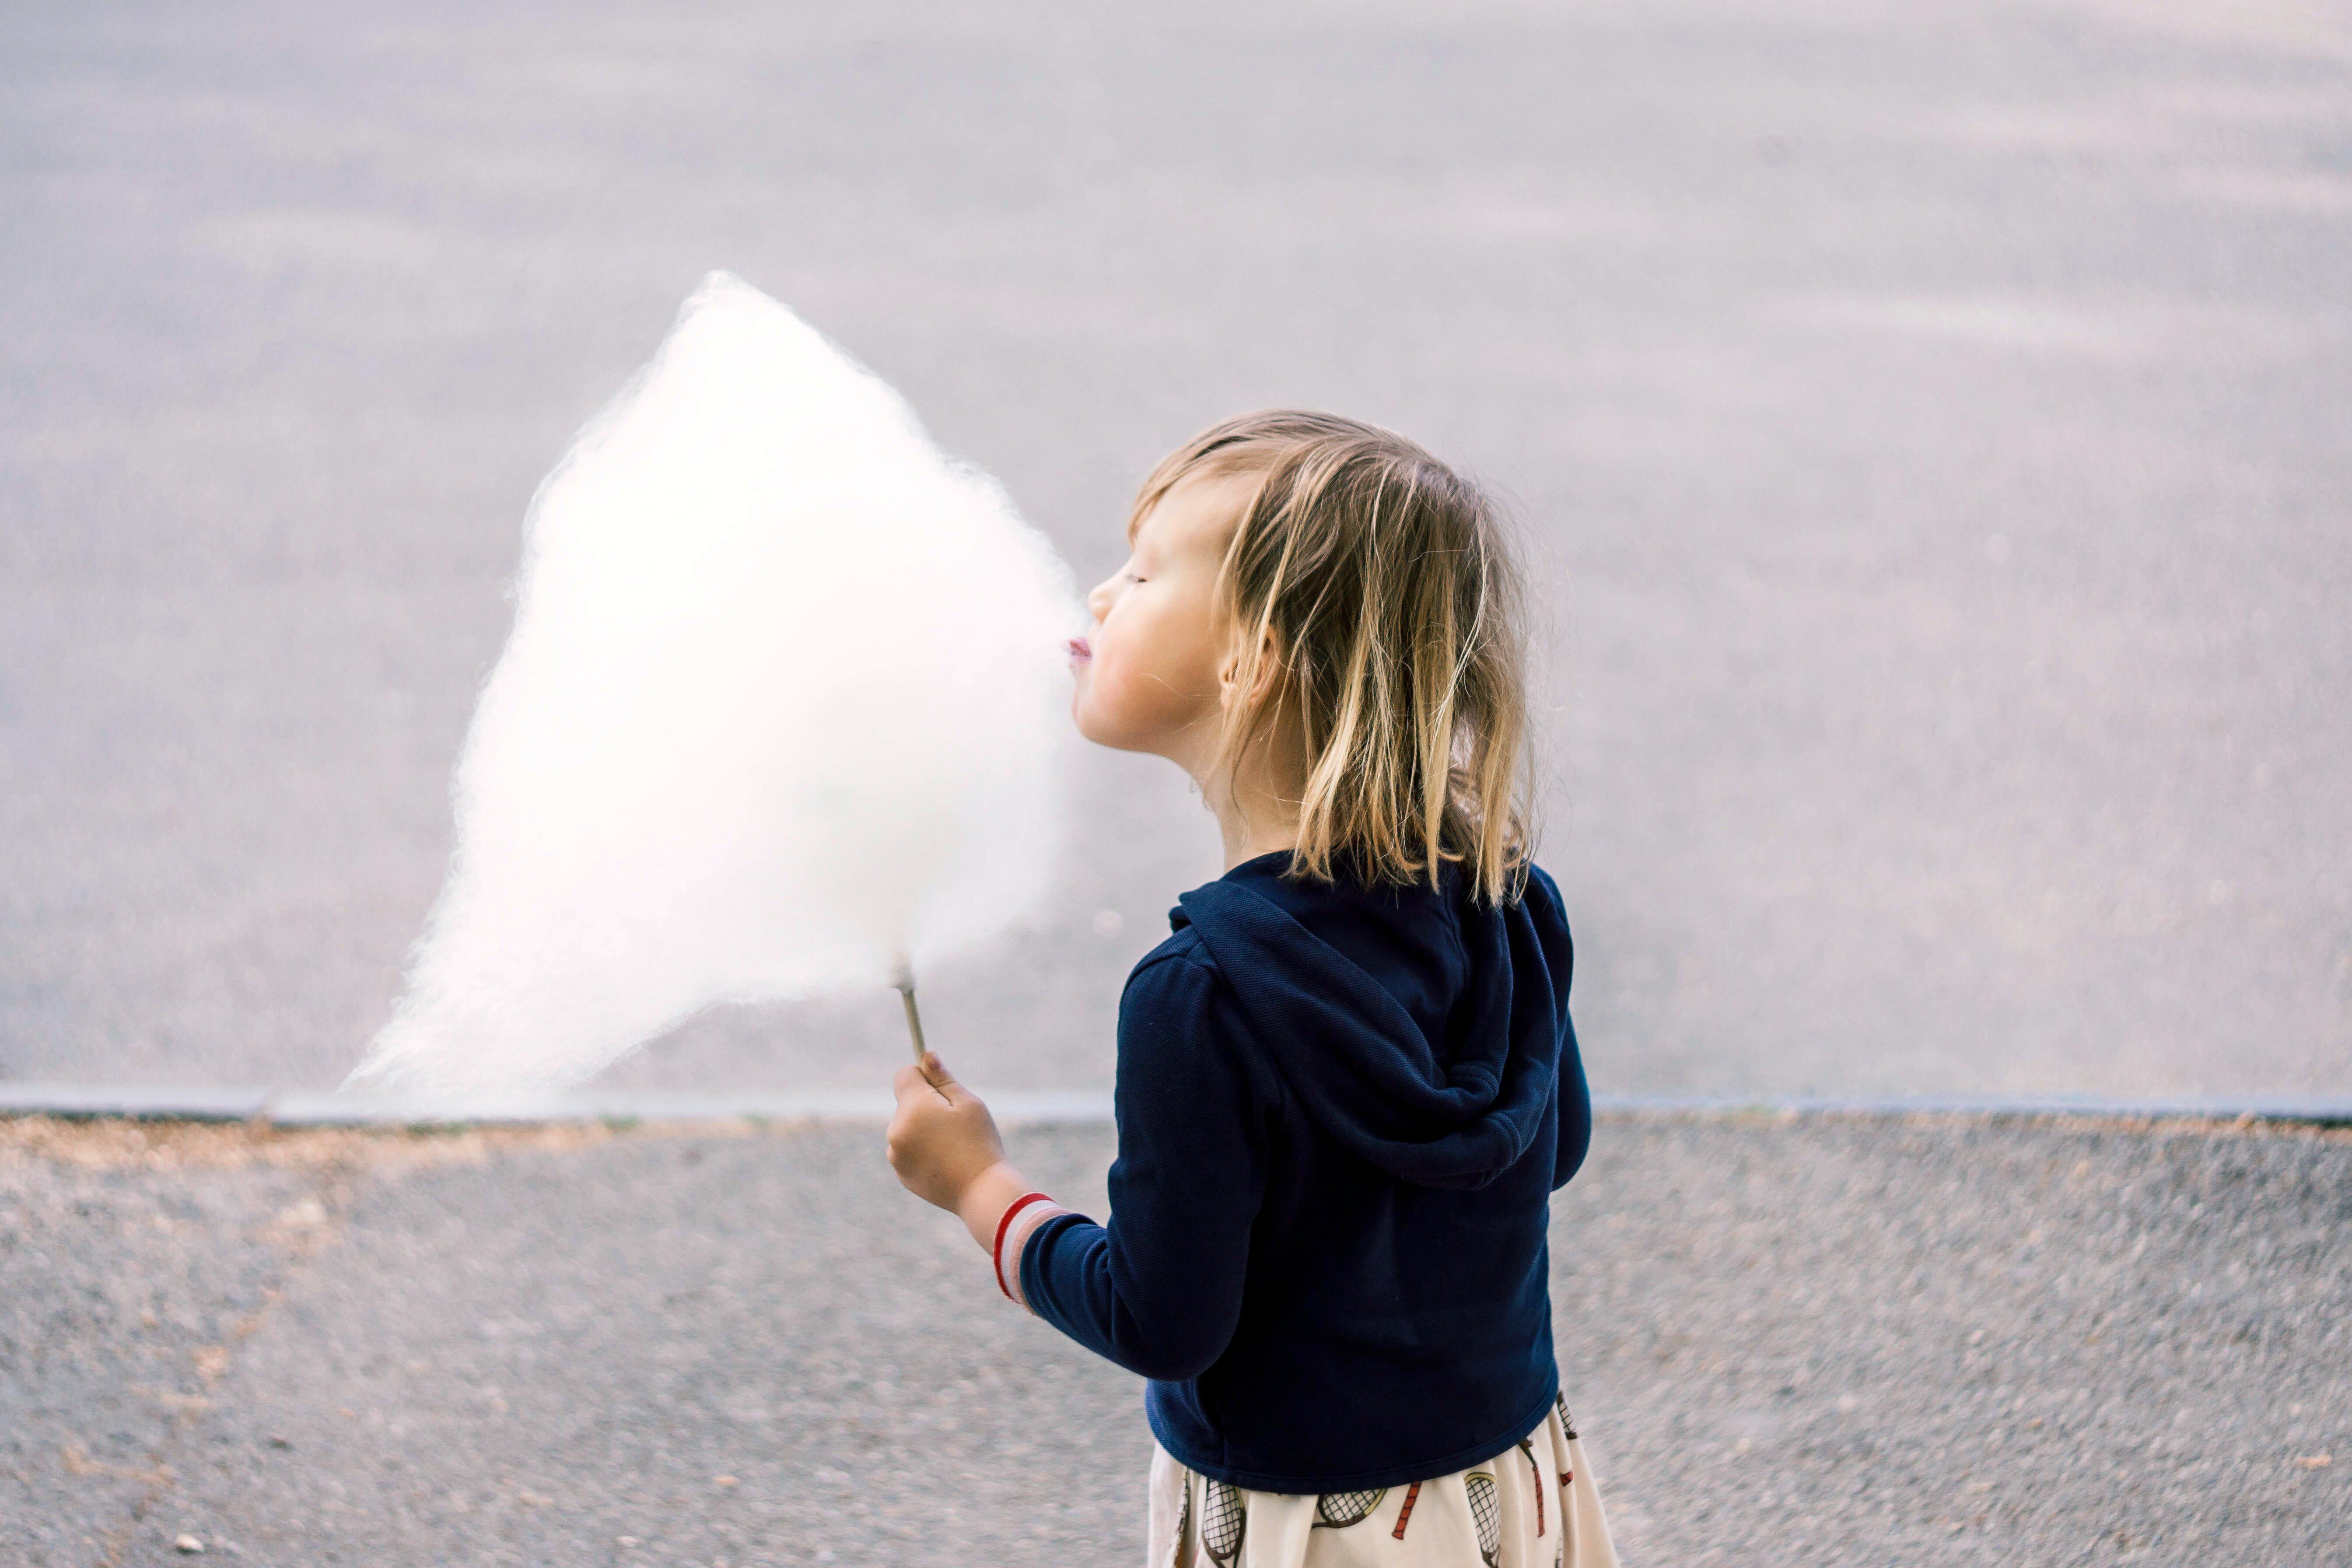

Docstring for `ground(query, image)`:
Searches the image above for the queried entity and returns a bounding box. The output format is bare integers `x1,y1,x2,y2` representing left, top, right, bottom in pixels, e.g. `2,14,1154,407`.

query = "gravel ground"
3,1112,2345,1567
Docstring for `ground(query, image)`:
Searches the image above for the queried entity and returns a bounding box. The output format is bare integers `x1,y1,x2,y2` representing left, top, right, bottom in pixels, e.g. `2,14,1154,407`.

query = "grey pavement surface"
4,1110,2347,1566
6,0,2352,1100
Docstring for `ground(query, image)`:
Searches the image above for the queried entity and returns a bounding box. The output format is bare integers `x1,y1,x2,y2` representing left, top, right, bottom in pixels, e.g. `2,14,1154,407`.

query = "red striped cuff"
990,1191,1068,1309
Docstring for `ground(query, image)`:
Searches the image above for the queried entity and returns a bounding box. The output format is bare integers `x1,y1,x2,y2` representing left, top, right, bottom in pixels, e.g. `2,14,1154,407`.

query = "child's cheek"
1095,649,1182,745
1086,650,1136,729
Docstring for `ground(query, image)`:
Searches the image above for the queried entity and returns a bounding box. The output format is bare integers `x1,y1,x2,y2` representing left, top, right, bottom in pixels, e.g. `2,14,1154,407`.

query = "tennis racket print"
1521,1438,1546,1536
1466,1470,1502,1567
1200,1478,1247,1565
1312,1487,1385,1528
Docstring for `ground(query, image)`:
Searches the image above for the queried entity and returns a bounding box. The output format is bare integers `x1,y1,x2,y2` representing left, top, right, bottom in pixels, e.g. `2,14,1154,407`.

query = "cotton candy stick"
892,962,928,1062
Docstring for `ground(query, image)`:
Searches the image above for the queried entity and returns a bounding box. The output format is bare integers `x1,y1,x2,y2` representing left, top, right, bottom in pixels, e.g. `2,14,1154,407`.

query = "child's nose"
1085,578,1114,621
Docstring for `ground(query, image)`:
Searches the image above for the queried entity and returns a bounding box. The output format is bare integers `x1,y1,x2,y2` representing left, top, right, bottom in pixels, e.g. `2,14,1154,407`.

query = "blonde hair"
1131,410,1535,904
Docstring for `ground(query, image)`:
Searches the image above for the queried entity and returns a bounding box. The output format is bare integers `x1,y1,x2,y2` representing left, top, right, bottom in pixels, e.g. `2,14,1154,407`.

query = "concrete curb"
0,1084,278,1120
0,1082,1110,1127
1588,1092,2352,1125
1,1082,2347,1127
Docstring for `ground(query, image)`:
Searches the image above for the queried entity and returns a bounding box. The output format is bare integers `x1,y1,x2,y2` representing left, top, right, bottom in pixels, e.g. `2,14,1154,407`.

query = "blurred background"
4,0,2348,1100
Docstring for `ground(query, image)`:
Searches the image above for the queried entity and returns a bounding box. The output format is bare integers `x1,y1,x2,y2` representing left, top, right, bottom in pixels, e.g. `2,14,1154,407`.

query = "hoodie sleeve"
1552,1012,1593,1190
1524,866,1594,1192
1017,942,1270,1383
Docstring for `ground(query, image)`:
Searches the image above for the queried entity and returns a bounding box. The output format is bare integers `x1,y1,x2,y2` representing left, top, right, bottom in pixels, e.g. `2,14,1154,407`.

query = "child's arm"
1012,951,1268,1381
884,951,1269,1384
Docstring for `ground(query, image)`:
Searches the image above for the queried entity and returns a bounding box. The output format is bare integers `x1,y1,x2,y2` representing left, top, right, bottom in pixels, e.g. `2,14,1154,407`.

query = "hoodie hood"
1172,857,1573,1191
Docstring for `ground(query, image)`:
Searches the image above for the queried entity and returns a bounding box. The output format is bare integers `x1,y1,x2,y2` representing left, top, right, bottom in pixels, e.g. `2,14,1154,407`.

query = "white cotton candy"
347,273,1080,1094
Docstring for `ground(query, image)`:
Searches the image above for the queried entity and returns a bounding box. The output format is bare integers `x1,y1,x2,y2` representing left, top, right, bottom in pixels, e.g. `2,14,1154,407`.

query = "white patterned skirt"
1146,1397,1617,1568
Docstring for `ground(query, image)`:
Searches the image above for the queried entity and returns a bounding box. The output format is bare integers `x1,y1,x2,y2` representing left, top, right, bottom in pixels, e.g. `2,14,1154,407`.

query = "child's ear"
1218,628,1286,710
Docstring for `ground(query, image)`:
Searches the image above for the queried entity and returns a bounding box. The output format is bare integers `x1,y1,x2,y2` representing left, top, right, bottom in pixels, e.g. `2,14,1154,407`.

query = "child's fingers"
919,1052,971,1104
903,1053,959,1105
891,1062,938,1105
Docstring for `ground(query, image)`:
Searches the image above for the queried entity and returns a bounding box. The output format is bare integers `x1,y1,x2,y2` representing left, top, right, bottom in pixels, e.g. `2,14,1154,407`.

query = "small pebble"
175,1535,205,1554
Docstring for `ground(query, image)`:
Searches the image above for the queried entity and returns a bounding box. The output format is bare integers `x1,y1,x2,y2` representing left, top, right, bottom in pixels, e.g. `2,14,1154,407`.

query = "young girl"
887,411,1615,1568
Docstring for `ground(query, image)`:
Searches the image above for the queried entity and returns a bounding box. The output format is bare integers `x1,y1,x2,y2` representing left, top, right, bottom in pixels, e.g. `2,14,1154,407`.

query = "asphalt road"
5,1,2350,1097
4,1110,2346,1566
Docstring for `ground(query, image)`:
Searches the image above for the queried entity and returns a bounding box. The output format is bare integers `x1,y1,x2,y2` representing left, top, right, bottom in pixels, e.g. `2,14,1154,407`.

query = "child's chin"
1070,694,1146,755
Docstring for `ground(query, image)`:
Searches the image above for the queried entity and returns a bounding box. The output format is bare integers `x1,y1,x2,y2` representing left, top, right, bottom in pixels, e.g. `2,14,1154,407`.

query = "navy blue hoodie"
1019,850,1590,1491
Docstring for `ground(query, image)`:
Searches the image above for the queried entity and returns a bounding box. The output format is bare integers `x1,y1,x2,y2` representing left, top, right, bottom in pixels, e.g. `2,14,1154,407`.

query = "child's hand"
887,1054,1018,1237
